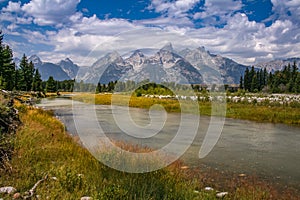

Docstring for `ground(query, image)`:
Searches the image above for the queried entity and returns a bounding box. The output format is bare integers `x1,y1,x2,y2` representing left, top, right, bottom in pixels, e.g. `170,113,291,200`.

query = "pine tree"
259,69,264,90
292,61,298,81
256,70,261,91
239,76,243,89
1,45,15,90
268,72,273,85
108,81,115,92
250,66,255,80
46,76,56,92
32,69,43,92
19,55,35,91
14,69,21,90
244,68,250,91
295,73,300,93
96,82,101,93
287,77,294,93
0,30,3,77
263,68,268,86
250,74,258,92
287,63,291,81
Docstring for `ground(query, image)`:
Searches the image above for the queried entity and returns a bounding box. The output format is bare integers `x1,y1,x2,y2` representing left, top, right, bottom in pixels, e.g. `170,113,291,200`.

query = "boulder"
81,197,93,200
0,186,17,194
216,191,228,198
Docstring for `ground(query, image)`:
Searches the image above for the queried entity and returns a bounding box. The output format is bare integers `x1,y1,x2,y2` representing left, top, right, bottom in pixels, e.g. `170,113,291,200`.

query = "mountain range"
14,55,79,81
13,44,300,84
255,57,300,72
78,43,249,84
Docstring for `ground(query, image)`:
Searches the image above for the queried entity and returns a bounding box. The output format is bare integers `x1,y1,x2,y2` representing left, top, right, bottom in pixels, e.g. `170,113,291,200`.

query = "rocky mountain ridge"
79,44,247,84
13,44,300,83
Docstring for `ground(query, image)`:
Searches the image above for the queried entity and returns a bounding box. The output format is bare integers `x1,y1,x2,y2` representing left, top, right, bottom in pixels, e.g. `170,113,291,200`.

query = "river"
37,97,300,190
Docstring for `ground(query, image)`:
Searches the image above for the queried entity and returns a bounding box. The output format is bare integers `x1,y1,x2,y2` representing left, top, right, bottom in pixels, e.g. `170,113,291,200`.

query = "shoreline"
70,93,300,126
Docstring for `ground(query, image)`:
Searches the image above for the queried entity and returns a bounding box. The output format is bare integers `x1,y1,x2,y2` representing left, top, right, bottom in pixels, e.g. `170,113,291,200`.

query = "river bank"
71,93,300,126
38,97,300,198
0,100,299,199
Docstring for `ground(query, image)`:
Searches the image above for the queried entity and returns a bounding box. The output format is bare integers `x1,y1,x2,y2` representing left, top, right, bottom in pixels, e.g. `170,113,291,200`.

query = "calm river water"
37,98,300,189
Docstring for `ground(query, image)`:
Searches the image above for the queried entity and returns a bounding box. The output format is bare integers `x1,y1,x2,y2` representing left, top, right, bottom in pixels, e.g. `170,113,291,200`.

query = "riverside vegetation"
0,97,299,199
72,92,300,126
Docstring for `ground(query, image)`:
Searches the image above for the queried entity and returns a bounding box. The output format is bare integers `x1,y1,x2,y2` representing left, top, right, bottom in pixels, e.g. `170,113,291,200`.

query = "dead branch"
23,175,48,199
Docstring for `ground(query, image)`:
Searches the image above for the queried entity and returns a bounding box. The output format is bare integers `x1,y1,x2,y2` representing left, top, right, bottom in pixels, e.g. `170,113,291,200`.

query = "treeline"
0,31,76,93
94,80,199,95
0,31,42,92
240,62,300,93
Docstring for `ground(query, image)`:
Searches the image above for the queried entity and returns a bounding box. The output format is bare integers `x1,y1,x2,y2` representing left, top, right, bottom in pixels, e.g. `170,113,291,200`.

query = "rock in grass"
81,197,92,200
204,187,214,191
0,186,16,194
216,192,228,198
13,193,21,199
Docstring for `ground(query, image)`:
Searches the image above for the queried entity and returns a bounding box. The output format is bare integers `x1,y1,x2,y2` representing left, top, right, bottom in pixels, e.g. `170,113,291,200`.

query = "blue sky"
0,0,300,66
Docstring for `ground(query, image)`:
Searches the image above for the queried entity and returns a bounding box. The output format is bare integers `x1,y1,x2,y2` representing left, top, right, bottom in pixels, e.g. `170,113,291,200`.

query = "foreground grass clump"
73,93,300,125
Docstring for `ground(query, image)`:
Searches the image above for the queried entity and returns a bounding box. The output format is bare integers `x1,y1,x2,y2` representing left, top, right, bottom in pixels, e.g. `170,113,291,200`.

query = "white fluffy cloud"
184,12,300,64
271,0,300,24
70,14,137,36
193,0,243,25
149,0,199,25
150,0,199,14
2,1,21,12
49,12,291,66
0,2,32,26
22,0,80,25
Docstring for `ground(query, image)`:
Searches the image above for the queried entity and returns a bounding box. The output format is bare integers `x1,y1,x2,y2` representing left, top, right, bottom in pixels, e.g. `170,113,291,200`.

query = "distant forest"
240,63,300,93
1,30,300,94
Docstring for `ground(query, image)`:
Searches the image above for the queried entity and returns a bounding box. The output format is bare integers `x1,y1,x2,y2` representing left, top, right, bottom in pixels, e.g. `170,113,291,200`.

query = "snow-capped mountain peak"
29,55,42,67
126,50,146,70
154,49,182,69
160,42,174,52
57,58,79,79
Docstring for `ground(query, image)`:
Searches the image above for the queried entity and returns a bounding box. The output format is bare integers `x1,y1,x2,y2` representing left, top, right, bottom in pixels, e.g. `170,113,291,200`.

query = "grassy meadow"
72,93,300,126
1,104,298,199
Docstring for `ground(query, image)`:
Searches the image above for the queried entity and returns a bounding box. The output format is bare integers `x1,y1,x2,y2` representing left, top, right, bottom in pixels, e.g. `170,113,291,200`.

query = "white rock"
204,187,214,191
0,186,17,194
81,197,92,200
216,192,228,198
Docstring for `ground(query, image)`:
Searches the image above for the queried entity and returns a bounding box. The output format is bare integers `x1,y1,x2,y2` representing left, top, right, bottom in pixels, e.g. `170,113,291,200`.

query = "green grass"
226,103,300,125
72,93,300,126
1,105,297,199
